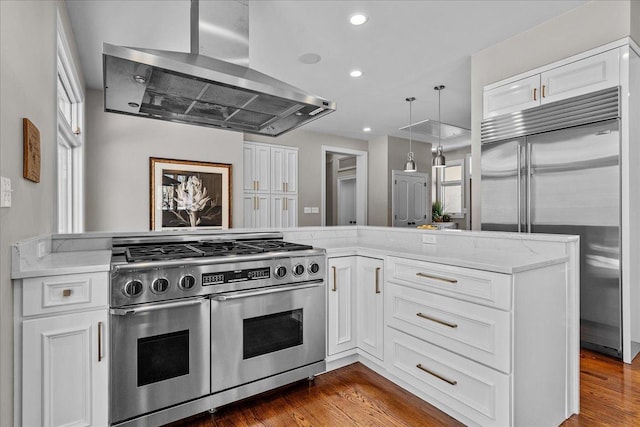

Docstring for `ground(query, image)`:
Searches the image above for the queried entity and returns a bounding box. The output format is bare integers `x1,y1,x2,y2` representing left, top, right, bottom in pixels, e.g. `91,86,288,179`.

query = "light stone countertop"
12,250,112,279
310,239,569,274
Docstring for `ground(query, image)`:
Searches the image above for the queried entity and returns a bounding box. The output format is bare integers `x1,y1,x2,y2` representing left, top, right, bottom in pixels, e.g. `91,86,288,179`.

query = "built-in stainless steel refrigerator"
481,87,622,357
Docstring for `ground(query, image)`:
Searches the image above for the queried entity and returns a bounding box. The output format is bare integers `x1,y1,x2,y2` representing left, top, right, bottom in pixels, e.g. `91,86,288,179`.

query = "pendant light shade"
404,96,417,172
432,85,446,168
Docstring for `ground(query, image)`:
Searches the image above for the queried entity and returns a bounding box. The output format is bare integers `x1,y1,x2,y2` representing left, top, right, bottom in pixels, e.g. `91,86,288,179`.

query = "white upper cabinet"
270,147,298,194
541,48,619,104
484,75,541,119
483,48,620,119
243,143,270,193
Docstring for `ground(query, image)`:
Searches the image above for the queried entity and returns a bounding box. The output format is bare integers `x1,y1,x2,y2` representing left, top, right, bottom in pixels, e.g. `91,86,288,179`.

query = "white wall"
0,2,82,424
470,0,633,229
248,130,367,226
85,89,244,231
367,135,389,226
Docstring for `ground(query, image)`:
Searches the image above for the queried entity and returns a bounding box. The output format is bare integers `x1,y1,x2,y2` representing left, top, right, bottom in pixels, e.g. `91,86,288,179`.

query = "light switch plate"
0,176,11,208
304,207,312,214
311,207,319,214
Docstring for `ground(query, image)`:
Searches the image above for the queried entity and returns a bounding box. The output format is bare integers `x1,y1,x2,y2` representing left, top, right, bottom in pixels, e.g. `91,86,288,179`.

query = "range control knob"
123,280,144,297
179,275,196,290
293,264,305,276
151,278,170,294
274,266,287,279
308,262,320,274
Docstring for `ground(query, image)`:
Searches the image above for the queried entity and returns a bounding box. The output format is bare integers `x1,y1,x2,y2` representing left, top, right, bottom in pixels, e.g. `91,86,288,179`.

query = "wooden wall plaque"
23,118,41,183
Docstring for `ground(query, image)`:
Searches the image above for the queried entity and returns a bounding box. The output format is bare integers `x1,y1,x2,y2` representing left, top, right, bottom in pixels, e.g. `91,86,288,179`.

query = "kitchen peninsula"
12,226,579,427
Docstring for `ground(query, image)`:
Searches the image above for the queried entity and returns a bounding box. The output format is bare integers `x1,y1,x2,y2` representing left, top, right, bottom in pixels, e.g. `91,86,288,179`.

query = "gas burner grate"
125,244,204,262
243,240,313,252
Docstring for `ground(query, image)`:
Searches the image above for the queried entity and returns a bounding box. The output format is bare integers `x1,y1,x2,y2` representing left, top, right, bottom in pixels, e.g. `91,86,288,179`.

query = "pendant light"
433,85,446,168
404,96,417,172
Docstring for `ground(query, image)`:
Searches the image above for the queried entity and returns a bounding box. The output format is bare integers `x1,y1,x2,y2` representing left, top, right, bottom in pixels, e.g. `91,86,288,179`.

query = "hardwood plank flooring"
170,349,640,427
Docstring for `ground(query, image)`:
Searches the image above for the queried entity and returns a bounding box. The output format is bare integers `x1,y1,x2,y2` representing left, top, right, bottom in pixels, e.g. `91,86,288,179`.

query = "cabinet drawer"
386,282,511,372
387,257,512,310
22,272,108,316
386,328,510,427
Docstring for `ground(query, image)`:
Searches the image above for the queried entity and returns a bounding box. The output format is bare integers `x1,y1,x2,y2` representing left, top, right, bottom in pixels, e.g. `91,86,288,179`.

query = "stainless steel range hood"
102,1,335,137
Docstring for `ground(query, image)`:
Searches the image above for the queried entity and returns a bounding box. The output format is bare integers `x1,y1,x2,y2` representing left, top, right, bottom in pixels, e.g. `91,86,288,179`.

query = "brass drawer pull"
98,321,104,362
375,267,381,294
533,87,537,101
542,84,546,98
416,272,458,284
332,266,337,292
416,364,457,385
62,289,72,297
417,312,458,328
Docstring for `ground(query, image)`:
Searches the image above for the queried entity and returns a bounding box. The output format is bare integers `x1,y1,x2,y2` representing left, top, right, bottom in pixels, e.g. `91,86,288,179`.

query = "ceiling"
65,0,586,149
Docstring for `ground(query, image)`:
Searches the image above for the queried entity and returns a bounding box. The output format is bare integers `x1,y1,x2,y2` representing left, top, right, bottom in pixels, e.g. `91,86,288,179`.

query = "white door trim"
321,146,368,226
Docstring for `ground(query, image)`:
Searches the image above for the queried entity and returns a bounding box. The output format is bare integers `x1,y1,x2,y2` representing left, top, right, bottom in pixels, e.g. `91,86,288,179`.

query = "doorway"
321,146,368,226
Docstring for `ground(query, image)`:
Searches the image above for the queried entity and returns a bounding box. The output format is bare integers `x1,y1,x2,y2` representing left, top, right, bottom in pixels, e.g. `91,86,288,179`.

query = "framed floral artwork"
150,157,232,230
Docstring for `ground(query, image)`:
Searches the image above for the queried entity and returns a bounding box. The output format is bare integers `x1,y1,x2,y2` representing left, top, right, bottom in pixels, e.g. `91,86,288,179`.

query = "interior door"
527,119,621,355
392,171,428,227
337,177,357,225
480,138,524,232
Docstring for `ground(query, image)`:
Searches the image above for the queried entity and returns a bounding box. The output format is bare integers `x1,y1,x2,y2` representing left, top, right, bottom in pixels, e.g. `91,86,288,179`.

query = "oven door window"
243,309,303,359
137,330,189,386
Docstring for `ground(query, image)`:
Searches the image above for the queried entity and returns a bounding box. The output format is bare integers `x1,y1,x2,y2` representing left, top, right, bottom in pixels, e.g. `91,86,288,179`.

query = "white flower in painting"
173,176,211,227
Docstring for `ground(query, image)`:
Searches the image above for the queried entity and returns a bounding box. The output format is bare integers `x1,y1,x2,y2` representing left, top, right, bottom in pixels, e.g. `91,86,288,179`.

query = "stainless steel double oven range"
109,232,326,426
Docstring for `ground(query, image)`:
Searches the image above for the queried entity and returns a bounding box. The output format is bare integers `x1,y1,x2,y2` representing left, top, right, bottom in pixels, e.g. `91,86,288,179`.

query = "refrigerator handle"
527,143,532,233
517,143,521,233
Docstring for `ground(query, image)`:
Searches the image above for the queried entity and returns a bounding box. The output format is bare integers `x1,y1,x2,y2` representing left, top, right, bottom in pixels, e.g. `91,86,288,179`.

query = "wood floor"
169,349,640,427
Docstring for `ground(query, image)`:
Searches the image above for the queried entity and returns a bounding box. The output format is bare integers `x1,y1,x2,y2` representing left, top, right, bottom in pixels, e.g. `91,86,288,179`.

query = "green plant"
432,200,443,222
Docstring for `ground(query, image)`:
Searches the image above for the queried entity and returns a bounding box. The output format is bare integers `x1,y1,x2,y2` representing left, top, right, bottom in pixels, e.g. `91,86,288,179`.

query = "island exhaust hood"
103,1,336,137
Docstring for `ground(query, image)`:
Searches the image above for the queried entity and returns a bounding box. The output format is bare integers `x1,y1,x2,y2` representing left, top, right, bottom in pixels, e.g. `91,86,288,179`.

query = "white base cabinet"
22,310,108,427
327,257,357,356
356,257,384,361
243,194,270,228
15,271,109,427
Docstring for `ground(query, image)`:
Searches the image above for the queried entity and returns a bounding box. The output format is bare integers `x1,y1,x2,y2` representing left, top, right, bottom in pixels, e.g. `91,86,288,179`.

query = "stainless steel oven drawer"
210,282,326,393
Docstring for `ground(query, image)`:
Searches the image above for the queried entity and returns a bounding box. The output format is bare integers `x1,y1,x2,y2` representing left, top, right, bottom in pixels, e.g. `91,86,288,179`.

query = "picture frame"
150,157,232,231
23,118,41,183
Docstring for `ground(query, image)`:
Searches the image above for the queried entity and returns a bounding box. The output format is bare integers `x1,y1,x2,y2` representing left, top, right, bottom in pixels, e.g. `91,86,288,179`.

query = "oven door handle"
110,297,206,316
211,280,324,301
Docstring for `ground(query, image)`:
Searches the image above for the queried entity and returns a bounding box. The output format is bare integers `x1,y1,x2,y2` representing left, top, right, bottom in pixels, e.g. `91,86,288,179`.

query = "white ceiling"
65,0,586,149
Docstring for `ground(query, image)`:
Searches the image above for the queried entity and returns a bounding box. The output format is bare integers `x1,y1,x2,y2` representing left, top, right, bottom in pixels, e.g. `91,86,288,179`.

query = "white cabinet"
270,147,298,194
270,195,296,228
356,257,384,361
243,194,270,228
483,75,541,119
22,310,108,427
385,256,570,427
244,142,298,228
327,257,357,355
243,143,270,193
541,48,619,104
17,271,109,427
483,48,620,118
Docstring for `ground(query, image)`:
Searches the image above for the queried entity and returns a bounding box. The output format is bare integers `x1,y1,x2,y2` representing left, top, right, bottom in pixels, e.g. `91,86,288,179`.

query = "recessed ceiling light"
350,14,367,26
363,127,371,132
298,53,321,64
350,70,363,77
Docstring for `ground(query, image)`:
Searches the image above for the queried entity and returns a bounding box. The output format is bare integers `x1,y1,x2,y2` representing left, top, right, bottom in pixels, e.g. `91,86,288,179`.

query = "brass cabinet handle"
285,182,289,192
256,197,259,210
332,266,337,292
282,182,285,192
98,321,104,362
416,364,457,385
533,87,537,101
62,289,72,297
542,84,546,98
416,312,458,328
375,267,381,294
415,272,458,284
